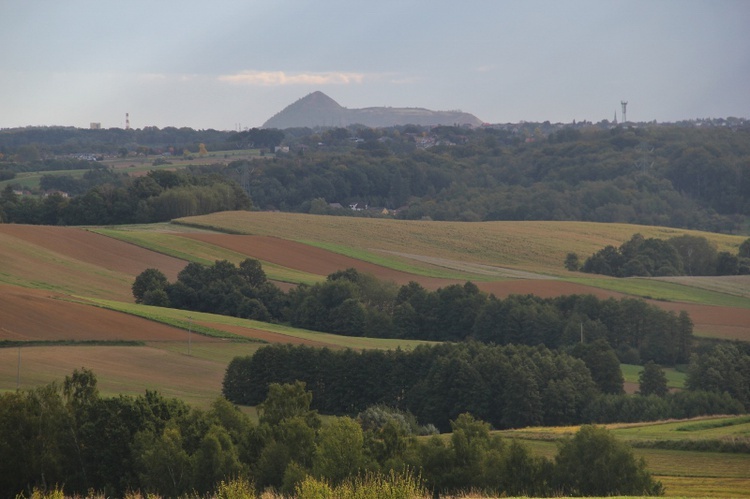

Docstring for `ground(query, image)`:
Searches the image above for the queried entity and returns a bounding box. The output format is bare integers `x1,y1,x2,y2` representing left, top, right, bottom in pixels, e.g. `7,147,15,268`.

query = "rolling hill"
2,213,750,407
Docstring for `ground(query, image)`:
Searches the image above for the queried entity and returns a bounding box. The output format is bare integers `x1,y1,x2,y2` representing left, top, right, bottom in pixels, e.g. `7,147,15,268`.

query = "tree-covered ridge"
135,263,693,366
227,124,750,232
575,233,750,276
0,369,663,498
3,122,750,232
0,169,251,224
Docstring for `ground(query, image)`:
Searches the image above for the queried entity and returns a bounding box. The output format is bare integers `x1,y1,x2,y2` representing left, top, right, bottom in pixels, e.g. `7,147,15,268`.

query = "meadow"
1,213,749,497
497,416,750,497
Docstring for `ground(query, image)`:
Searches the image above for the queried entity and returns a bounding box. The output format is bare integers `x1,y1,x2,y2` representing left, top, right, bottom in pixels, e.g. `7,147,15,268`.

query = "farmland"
3,213,750,404
497,416,750,497
1,212,749,497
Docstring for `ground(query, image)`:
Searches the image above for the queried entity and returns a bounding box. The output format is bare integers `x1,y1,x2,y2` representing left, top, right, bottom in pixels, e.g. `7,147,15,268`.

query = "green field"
498,416,750,497
621,363,687,390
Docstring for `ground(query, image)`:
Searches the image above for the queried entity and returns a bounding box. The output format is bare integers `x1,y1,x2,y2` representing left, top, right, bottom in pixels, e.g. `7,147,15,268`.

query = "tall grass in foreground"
16,472,428,499
295,470,427,499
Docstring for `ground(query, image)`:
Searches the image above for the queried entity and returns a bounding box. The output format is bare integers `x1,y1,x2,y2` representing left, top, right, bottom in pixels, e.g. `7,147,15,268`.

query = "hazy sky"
1,0,748,130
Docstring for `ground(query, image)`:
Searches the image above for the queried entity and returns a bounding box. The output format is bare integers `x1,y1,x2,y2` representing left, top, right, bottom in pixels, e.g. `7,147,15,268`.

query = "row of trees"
0,126,270,157
135,263,694,366
0,369,663,498
0,169,251,225
572,233,750,277
222,342,745,432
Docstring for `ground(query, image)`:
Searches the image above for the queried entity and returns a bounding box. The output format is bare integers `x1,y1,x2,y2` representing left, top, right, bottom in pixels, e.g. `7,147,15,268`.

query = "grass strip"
566,276,750,308
676,416,750,432
87,298,435,351
299,239,493,281
82,298,265,343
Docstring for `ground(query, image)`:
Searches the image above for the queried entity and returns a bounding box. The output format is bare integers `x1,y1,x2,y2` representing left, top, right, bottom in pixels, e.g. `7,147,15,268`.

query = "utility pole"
17,347,21,389
187,316,192,356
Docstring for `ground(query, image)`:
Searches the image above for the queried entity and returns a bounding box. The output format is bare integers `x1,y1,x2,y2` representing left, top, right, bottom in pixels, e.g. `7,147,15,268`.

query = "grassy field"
621,363,688,390
175,212,750,303
498,416,750,497
176,212,747,271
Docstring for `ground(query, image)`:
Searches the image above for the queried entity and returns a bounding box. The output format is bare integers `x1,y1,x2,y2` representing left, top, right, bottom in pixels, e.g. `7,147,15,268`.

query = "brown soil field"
0,284,219,343
180,233,464,289
0,224,188,300
3,224,748,343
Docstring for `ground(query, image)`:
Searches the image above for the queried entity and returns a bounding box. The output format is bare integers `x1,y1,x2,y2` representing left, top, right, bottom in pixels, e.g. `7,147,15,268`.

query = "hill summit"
262,91,483,129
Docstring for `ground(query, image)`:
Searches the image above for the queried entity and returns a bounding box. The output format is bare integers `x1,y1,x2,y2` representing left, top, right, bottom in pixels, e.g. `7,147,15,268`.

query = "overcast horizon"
2,0,748,130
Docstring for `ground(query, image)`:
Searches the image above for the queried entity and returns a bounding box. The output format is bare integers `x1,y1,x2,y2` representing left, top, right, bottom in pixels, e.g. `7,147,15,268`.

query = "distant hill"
262,91,483,129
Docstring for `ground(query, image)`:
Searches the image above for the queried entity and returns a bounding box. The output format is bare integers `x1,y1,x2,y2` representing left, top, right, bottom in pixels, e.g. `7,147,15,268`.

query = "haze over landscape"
1,0,749,129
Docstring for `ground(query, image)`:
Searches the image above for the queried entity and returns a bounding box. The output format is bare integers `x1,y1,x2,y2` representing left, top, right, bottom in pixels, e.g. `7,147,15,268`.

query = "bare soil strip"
0,284,219,343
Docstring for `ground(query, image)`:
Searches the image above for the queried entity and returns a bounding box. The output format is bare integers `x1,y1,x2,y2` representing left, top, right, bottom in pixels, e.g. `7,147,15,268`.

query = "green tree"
313,417,368,483
564,252,580,271
739,238,750,259
238,258,267,287
554,425,663,496
133,425,192,497
192,425,245,494
132,268,169,304
668,234,717,276
716,251,740,275
638,361,669,397
572,339,625,395
258,381,320,428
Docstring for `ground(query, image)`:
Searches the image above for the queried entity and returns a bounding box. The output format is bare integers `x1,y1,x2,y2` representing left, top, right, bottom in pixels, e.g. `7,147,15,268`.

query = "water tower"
621,101,628,124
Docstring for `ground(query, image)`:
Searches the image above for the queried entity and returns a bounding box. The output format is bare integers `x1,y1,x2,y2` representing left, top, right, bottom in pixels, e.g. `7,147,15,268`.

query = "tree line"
0,169,251,225
0,369,663,498
4,123,749,233
570,233,750,277
0,126,282,157
222,342,744,433
135,262,693,366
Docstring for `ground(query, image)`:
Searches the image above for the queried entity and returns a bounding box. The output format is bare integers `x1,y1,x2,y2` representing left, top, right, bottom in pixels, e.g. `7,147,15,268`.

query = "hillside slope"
262,91,483,128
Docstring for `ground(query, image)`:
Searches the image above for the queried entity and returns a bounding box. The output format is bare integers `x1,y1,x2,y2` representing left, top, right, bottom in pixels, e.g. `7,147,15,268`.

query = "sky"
1,0,748,130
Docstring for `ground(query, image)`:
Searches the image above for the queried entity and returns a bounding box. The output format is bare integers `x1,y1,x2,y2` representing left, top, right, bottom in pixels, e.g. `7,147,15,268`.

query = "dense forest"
223,342,746,432
0,369,664,498
1,169,251,225
135,262,694,366
2,122,750,232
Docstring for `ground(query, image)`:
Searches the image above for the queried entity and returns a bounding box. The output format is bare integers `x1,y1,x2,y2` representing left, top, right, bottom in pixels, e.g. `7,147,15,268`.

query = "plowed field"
0,284,218,342
1,219,749,407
